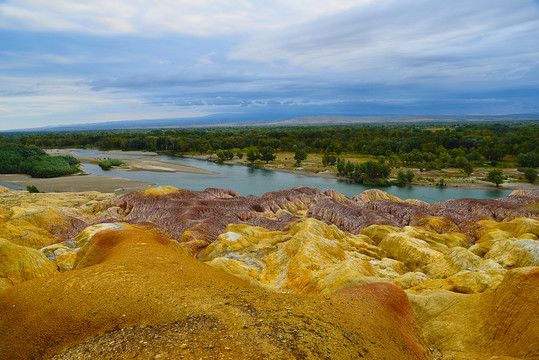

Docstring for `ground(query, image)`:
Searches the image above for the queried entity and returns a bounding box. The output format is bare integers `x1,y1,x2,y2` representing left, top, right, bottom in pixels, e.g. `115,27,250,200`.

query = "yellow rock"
140,185,181,196
484,238,539,268
0,216,60,249
0,239,58,290
377,232,456,278
0,278,11,291
411,216,461,235
352,189,403,203
494,218,539,237
406,269,507,294
477,218,539,245
392,272,429,289
203,218,404,294
360,224,400,245
56,250,77,272
73,223,127,248
409,267,539,359
1,206,79,249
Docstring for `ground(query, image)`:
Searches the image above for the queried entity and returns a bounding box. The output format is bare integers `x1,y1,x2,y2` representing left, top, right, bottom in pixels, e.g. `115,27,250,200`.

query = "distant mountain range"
4,113,539,132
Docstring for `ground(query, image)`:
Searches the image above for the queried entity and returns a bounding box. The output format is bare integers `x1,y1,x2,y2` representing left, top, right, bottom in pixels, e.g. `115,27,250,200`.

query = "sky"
1,0,538,130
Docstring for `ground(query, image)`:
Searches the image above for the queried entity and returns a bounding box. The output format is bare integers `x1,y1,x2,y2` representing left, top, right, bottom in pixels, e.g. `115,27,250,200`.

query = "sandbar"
45,149,217,174
0,174,154,194
79,158,218,174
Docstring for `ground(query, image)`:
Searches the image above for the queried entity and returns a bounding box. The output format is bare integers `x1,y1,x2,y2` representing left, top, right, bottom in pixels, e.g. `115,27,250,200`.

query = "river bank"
45,149,217,175
180,154,538,191
0,173,155,194
1,148,533,196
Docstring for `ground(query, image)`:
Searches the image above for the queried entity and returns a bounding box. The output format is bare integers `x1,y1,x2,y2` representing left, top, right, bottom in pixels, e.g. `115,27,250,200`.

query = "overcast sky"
1,0,538,130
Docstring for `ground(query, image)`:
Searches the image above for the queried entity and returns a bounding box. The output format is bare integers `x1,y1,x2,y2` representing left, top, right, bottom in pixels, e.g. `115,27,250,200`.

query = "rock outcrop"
0,185,537,360
0,227,431,360
409,267,539,359
0,239,58,290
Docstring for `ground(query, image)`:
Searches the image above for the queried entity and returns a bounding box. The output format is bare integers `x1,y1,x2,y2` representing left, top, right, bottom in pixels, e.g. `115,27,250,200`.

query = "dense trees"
517,151,538,168
259,147,276,163
336,158,391,185
0,123,536,184
0,144,80,178
3,124,536,163
322,154,337,166
216,150,235,163
396,169,414,186
523,168,537,183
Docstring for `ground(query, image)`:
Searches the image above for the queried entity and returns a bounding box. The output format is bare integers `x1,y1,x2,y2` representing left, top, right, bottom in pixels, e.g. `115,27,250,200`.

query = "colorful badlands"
0,185,537,359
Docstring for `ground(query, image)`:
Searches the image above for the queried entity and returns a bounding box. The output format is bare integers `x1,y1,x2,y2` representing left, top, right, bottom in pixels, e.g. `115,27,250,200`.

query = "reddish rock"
0,228,432,360
335,282,430,360
307,198,402,234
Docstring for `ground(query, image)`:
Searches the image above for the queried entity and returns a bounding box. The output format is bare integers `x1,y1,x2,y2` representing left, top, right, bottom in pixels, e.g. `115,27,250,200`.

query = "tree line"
3,123,536,161
0,123,537,183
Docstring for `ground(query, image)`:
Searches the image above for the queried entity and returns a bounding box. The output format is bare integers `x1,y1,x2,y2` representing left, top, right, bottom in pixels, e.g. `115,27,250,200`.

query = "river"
69,149,510,203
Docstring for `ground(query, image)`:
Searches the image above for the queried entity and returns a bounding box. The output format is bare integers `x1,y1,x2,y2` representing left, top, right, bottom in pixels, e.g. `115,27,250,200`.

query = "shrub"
523,168,537,183
98,158,124,170
26,185,40,193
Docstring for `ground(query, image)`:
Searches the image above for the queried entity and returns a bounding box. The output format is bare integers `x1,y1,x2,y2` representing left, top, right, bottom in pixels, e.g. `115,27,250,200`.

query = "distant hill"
269,114,539,126
4,113,539,132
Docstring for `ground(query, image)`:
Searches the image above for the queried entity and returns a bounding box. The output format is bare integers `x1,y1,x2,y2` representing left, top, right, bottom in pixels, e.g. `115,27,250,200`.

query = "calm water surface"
73,149,510,203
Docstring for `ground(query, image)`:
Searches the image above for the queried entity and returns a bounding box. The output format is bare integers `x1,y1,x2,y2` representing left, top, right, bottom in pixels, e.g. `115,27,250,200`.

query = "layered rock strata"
0,185,537,359
0,227,431,360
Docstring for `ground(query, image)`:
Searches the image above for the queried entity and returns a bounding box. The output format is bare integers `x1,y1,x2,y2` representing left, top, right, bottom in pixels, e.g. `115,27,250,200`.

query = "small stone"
154,355,163,359
180,344,188,349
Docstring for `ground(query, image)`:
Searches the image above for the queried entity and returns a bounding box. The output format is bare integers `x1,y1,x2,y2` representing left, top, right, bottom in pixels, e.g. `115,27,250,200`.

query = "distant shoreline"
0,173,155,194
0,148,535,194
179,154,538,192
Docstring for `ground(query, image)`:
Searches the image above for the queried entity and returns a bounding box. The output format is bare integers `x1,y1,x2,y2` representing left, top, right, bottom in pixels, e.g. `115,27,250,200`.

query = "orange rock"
409,267,539,359
335,282,430,359
0,228,432,360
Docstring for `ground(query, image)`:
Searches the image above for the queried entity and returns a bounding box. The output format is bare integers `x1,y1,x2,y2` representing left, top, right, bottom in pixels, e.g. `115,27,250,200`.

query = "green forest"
0,144,80,178
0,122,537,183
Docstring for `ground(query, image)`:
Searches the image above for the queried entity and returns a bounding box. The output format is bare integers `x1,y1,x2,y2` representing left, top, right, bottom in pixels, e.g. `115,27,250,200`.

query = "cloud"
230,0,539,86
1,0,538,130
0,75,218,129
0,0,366,36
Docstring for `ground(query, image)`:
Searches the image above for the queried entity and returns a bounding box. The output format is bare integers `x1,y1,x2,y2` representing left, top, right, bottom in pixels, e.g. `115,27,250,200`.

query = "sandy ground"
0,150,217,193
45,149,159,156
45,149,217,174
81,158,218,174
0,174,154,194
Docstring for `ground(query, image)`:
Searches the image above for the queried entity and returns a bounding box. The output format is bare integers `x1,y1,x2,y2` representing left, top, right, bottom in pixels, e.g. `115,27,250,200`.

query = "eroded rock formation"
409,267,539,360
0,185,537,359
0,227,431,360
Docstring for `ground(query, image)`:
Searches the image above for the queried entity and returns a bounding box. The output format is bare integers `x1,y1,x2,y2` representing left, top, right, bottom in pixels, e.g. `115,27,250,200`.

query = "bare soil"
0,174,154,194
